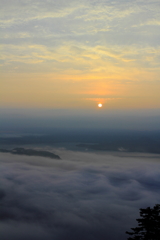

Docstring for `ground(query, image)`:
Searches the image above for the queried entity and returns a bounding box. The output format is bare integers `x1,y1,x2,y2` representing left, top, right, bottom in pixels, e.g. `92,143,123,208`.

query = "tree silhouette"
126,204,160,240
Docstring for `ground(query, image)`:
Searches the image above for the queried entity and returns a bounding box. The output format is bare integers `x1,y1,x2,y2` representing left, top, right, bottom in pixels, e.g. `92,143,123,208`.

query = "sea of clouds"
0,148,160,240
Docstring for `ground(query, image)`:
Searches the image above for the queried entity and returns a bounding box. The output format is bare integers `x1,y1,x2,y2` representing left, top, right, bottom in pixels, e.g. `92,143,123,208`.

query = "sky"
1,108,160,133
1,0,160,109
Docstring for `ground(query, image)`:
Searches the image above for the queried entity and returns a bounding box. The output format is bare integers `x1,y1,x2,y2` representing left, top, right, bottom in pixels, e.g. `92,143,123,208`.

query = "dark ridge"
0,148,61,159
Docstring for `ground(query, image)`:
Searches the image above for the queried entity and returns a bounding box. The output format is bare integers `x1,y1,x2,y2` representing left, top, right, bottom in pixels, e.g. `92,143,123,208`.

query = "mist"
0,149,160,240
0,108,160,135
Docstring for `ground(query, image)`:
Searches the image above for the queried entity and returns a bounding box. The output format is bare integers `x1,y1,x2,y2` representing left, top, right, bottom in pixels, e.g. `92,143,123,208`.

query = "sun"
98,103,102,108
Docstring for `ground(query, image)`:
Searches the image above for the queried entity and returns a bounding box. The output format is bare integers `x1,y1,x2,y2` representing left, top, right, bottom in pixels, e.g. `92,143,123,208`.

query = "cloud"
1,41,159,74
1,0,159,75
0,149,160,240
0,0,160,108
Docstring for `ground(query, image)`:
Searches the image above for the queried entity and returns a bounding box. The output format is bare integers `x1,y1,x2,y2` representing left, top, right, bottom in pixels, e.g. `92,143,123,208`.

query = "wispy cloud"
0,0,160,108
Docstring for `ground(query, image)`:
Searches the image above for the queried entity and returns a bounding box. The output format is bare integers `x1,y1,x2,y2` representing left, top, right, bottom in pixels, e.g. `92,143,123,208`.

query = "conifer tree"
126,204,160,240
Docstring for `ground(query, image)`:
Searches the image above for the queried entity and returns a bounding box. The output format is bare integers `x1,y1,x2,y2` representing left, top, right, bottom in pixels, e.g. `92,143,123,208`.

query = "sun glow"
98,103,102,108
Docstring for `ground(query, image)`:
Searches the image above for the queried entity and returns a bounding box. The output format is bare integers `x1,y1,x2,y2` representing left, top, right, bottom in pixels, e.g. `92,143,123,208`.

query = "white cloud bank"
0,148,160,240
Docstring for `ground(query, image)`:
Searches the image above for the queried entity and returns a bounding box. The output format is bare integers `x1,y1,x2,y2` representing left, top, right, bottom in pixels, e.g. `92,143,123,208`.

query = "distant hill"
0,148,61,159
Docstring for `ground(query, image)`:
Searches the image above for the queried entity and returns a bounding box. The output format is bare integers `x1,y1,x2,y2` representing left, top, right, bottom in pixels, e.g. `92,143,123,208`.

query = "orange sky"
0,0,160,109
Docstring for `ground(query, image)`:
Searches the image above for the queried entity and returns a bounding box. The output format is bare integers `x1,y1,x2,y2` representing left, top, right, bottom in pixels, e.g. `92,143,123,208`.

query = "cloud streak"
0,0,160,108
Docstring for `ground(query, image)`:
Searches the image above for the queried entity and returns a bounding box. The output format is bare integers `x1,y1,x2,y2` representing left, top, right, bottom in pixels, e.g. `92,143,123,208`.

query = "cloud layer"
0,149,160,240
